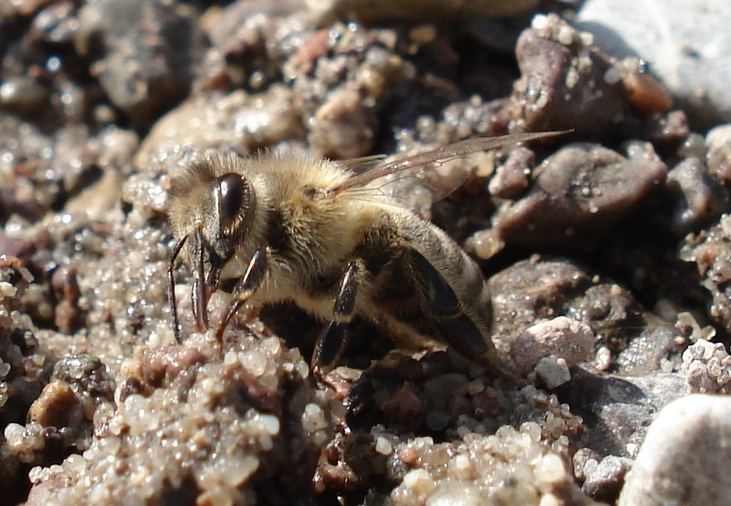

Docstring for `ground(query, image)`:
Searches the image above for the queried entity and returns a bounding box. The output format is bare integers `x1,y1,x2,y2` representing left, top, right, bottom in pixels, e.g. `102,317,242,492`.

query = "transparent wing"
333,154,387,175
331,131,569,210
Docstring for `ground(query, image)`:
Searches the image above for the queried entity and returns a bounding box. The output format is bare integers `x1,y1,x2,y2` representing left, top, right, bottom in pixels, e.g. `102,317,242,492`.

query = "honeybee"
166,131,565,380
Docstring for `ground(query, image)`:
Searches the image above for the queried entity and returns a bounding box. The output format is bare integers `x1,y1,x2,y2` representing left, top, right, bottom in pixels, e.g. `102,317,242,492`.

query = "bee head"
167,153,256,334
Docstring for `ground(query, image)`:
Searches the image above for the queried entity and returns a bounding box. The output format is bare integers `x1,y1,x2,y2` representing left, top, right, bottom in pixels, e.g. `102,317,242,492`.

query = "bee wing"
331,131,569,208
333,154,388,174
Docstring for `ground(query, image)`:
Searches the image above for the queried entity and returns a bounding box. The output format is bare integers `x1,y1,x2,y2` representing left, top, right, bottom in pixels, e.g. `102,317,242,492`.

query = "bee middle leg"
215,247,269,341
311,261,360,383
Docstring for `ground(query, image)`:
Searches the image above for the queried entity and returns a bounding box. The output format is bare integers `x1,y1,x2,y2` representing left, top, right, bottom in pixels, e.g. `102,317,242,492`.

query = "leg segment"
311,261,359,380
167,235,189,343
214,247,269,341
192,227,208,332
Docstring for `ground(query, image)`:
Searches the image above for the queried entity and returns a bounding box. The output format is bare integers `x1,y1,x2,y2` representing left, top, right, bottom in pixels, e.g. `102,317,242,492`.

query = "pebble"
308,88,375,158
496,144,667,250
666,156,727,235
572,447,601,482
510,21,632,137
707,124,731,184
582,455,632,502
577,0,731,127
510,317,594,375
534,356,571,389
75,0,204,128
618,394,731,506
488,146,533,199
535,453,567,485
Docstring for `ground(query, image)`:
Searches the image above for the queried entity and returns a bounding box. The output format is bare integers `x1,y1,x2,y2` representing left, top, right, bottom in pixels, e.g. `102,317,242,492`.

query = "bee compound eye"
217,173,247,233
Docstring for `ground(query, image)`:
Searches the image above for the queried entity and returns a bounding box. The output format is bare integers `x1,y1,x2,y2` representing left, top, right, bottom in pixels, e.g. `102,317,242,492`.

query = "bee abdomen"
406,247,489,358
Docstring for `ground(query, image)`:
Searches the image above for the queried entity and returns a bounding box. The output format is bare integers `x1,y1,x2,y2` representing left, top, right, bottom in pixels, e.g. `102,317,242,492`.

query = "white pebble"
4,423,25,449
520,421,542,443
535,356,571,389
539,493,561,506
402,469,435,496
220,455,259,487
557,26,575,46
259,414,280,436
0,281,16,297
375,436,393,455
532,14,549,30
242,350,267,377
535,453,566,485
302,403,327,432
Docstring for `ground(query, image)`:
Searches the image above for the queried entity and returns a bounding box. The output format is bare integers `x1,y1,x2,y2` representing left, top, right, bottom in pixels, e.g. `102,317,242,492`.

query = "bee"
166,131,565,380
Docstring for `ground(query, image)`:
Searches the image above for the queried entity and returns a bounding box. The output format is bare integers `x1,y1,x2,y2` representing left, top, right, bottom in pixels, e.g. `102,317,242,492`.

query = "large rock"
619,394,731,506
578,0,731,128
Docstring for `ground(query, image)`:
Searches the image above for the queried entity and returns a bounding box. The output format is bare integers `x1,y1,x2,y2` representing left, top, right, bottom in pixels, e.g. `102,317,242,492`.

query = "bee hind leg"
214,247,269,342
408,248,517,381
311,261,360,384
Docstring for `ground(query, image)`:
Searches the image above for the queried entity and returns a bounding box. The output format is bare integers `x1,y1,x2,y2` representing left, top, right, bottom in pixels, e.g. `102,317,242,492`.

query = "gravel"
0,1,730,504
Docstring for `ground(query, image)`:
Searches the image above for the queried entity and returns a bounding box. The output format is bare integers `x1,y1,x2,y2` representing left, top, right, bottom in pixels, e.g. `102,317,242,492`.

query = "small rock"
76,0,204,128
27,381,81,428
488,146,534,198
613,322,679,376
136,86,302,168
666,157,728,236
618,394,731,506
680,214,731,334
707,124,731,185
582,455,632,502
380,384,426,431
496,144,667,249
510,20,632,137
534,356,571,389
308,88,375,159
510,317,594,375
489,259,591,345
51,265,83,334
572,447,601,482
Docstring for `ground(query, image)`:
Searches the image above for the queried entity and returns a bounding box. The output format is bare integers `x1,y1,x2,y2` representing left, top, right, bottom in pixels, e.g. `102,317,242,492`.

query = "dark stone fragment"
496,144,667,249
76,0,205,128
511,30,631,137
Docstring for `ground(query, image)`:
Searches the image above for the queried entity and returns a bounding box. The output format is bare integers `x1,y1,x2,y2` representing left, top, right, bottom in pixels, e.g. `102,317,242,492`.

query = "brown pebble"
488,146,534,198
472,387,501,417
308,88,375,159
380,384,425,431
496,144,667,249
622,72,672,116
28,380,81,427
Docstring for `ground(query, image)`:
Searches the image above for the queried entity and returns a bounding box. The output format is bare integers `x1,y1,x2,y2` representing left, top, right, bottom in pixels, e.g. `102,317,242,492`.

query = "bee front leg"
215,247,269,342
311,261,360,383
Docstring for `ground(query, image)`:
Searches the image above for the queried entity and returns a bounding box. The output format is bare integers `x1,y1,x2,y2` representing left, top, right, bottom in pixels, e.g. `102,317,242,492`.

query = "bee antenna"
168,234,188,343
